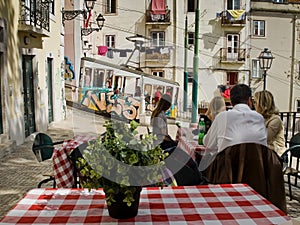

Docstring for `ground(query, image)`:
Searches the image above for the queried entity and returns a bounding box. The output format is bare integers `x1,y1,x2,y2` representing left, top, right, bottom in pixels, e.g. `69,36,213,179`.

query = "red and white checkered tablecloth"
0,184,291,225
176,127,206,162
52,135,96,188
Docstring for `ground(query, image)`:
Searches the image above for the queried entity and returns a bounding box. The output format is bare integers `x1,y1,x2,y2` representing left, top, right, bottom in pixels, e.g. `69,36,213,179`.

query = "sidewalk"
0,107,300,220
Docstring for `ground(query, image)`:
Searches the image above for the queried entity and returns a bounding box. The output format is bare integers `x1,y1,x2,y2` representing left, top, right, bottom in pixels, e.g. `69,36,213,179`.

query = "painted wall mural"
80,89,156,121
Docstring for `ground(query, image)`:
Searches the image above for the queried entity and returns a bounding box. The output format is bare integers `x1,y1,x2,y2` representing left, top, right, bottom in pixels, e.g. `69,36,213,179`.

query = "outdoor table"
52,135,96,188
176,127,206,164
0,183,290,224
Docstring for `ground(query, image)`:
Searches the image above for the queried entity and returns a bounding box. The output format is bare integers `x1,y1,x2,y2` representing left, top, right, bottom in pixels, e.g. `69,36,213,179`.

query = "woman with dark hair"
151,94,177,150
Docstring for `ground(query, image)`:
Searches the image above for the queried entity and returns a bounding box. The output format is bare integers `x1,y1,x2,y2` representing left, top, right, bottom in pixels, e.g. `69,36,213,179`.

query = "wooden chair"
205,143,287,213
281,133,300,200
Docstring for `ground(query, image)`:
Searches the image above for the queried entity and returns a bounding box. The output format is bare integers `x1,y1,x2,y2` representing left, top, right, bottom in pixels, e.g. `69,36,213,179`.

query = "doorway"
47,58,53,123
226,72,238,85
22,55,36,137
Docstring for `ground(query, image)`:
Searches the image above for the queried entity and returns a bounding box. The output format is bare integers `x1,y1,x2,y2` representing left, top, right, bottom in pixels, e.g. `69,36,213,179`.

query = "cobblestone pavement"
0,107,300,220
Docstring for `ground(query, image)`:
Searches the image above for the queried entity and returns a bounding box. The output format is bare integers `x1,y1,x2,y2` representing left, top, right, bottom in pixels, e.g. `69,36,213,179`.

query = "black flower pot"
107,187,142,219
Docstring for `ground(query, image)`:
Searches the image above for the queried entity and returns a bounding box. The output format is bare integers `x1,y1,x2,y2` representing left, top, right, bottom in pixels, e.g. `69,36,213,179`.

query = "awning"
151,0,166,15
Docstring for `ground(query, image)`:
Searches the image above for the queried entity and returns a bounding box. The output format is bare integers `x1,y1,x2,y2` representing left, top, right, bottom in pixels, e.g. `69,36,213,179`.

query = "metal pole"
191,0,200,126
289,15,296,112
183,16,188,112
263,70,266,90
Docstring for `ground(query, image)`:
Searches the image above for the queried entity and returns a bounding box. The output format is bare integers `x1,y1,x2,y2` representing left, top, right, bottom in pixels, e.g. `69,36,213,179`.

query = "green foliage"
77,120,168,206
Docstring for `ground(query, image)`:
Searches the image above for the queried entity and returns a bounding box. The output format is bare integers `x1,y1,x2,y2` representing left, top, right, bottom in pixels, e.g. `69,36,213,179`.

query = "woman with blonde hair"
253,90,286,156
205,96,226,121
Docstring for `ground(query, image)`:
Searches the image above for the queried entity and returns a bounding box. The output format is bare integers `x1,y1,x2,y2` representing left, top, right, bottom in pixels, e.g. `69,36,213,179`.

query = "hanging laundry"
160,47,169,54
151,0,166,15
227,10,245,21
216,12,223,18
119,50,127,57
98,46,108,56
146,48,154,54
107,49,114,58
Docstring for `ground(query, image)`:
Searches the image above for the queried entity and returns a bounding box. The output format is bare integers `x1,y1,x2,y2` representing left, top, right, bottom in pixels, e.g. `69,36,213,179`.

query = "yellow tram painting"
66,57,180,121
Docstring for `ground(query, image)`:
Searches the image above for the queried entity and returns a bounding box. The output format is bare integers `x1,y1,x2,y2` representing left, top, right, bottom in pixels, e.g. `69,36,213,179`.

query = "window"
188,32,195,45
273,0,285,3
105,0,116,13
152,70,164,77
151,31,165,46
252,59,262,78
253,20,265,37
188,0,196,12
94,69,105,87
227,0,240,10
105,35,115,48
297,100,300,112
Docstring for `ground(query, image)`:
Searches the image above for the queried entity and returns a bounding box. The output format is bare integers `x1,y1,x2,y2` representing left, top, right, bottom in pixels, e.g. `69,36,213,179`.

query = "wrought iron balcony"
19,0,50,32
219,48,246,63
145,10,171,24
218,10,246,26
145,46,171,61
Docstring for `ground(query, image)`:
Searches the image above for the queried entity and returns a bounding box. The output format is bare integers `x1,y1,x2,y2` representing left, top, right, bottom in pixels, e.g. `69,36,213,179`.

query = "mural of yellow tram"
66,57,180,121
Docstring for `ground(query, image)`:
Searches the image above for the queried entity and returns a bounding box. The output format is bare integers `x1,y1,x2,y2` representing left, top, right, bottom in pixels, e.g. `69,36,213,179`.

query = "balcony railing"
280,112,300,145
218,10,246,26
145,46,171,61
219,48,246,62
145,10,170,23
19,0,50,32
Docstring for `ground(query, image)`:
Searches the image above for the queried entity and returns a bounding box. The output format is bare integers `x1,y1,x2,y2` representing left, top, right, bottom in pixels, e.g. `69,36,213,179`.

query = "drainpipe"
289,15,296,112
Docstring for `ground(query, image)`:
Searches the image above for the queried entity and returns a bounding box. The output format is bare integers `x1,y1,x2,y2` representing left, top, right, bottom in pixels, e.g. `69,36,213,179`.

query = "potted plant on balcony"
76,119,169,219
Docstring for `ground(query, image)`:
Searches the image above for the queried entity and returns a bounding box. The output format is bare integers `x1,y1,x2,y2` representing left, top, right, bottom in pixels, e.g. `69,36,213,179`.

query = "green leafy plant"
77,119,168,206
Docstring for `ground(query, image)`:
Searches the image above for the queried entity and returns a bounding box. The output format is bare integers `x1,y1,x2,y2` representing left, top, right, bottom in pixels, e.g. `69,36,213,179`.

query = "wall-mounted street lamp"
258,48,274,90
81,13,105,36
62,0,96,24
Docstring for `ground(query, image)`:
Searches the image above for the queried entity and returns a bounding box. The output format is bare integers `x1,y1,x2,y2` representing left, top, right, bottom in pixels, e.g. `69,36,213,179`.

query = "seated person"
205,96,226,122
194,96,226,135
151,94,177,151
199,84,267,171
253,90,286,157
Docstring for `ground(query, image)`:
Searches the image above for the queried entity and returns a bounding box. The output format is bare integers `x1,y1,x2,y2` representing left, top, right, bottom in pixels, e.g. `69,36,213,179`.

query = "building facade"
0,0,66,151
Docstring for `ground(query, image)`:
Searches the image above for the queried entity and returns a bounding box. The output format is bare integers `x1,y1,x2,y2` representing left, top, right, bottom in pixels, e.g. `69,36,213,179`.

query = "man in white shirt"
199,84,267,171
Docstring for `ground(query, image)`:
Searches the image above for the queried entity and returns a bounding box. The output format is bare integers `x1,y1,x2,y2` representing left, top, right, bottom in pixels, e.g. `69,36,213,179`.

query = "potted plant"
76,119,169,219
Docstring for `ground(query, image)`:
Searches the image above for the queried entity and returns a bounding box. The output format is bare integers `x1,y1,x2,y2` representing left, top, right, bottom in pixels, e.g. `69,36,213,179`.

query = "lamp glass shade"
258,48,274,70
96,14,105,30
85,0,96,11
